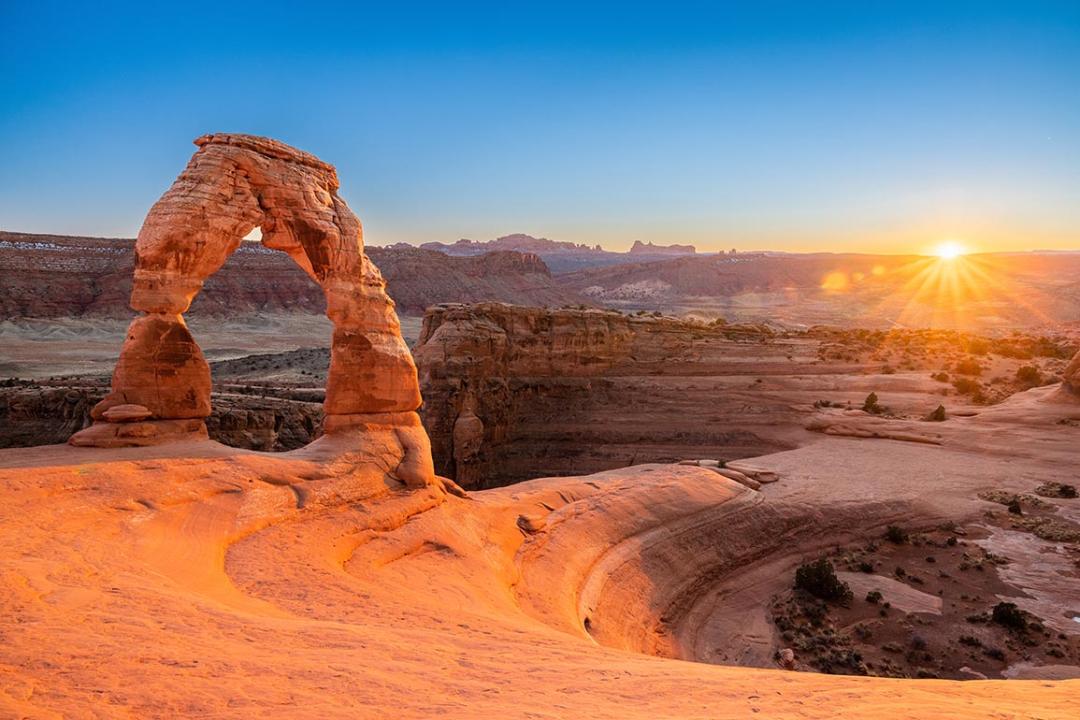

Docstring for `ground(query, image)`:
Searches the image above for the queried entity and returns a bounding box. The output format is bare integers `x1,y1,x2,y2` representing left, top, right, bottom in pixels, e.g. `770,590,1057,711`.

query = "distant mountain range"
416,234,697,273
5,230,1079,333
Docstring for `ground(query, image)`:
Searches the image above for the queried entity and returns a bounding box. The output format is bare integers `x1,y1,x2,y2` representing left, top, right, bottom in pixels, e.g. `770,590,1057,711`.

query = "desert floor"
1,385,1078,718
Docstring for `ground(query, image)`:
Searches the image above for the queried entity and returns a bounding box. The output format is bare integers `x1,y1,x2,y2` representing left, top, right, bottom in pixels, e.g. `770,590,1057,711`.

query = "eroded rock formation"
69,134,433,487
414,302,798,488
0,231,580,320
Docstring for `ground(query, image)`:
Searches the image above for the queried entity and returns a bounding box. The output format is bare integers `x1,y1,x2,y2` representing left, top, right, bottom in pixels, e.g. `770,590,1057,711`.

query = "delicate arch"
70,134,434,487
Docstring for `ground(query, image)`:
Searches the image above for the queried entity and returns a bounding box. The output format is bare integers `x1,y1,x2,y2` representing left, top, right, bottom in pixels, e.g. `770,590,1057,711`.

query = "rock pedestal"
70,134,435,488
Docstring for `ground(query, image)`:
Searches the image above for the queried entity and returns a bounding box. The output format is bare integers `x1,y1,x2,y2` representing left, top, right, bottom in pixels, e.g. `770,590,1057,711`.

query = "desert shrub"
954,358,983,376
1015,365,1042,387
862,392,884,414
794,558,853,604
865,590,883,604
1007,499,1023,515
925,404,946,422
951,377,981,396
958,635,982,647
884,525,908,544
931,371,950,382
1035,482,1078,499
991,602,1026,630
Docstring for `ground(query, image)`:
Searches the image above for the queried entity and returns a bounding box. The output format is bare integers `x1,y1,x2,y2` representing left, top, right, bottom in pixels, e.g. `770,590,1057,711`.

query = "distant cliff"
0,231,580,319
414,302,789,488
420,233,604,256
420,233,700,273
629,240,696,255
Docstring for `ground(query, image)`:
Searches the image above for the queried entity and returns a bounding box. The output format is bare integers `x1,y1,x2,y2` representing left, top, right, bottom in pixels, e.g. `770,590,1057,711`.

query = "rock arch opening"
184,237,329,453
70,134,436,488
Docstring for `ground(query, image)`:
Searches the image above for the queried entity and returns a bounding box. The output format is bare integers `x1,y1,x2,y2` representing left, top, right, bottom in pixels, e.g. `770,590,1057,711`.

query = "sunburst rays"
817,252,1056,330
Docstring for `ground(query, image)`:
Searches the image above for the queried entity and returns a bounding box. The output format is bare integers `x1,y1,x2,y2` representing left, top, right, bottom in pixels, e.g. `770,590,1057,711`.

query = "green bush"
862,392,884,414
991,602,1026,630
884,525,908,544
794,558,853,604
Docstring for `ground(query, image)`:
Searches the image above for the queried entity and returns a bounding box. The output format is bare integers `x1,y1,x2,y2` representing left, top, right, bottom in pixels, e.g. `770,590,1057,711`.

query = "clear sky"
2,1,1078,254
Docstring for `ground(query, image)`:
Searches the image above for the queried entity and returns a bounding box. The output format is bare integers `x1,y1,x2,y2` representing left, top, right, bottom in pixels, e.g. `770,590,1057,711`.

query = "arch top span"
70,133,435,489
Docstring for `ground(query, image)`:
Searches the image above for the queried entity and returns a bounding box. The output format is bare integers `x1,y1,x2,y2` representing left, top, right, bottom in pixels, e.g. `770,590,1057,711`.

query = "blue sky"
2,1,1078,253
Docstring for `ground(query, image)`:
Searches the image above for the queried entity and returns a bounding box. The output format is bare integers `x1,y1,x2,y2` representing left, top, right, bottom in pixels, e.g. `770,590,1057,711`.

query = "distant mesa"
421,233,605,256
628,240,696,255
419,233,696,273
421,234,696,257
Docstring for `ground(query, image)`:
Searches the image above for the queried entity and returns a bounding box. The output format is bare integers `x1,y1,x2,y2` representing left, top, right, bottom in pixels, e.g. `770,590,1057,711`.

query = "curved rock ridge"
68,134,434,487
2,397,1079,717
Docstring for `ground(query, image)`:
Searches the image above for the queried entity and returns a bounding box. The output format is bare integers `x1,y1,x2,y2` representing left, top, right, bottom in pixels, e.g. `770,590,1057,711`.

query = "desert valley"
4,4,1080,718
0,133,1078,719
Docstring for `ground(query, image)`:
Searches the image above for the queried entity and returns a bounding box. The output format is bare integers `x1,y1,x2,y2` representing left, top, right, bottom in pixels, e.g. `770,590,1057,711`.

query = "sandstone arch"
70,134,435,487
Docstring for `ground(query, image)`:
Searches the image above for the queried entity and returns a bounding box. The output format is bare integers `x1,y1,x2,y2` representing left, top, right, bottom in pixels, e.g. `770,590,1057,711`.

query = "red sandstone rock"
69,134,432,484
91,314,211,421
100,404,153,423
413,302,788,488
68,418,207,447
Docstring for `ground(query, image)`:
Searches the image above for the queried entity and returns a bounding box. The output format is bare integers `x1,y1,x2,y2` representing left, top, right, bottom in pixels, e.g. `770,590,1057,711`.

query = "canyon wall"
414,303,804,488
0,231,577,320
0,384,321,451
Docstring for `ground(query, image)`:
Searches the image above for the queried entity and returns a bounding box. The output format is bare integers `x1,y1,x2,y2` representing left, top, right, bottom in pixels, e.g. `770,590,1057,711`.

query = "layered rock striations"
68,134,434,487
365,246,577,314
414,302,799,488
0,231,576,319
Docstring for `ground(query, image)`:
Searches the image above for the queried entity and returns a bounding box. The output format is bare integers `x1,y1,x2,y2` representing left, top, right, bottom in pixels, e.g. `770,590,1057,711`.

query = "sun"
933,240,967,260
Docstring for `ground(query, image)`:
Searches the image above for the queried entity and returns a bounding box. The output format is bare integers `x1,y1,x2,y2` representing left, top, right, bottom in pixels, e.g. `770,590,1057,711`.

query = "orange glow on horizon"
933,240,968,259
814,249,1057,329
